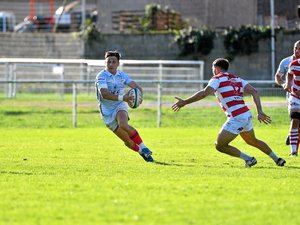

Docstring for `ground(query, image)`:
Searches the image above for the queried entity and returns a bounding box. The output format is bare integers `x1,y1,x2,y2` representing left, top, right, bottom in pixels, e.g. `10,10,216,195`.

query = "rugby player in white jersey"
95,50,154,162
275,40,300,145
172,58,286,167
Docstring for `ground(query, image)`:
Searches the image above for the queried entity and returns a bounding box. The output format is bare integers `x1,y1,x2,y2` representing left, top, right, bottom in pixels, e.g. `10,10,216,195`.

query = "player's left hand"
257,112,271,124
123,91,134,103
295,90,300,96
172,97,185,112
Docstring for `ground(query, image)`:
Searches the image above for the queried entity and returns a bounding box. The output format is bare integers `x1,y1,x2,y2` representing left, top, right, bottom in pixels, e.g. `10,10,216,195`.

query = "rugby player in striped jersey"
275,40,300,146
172,58,286,167
284,57,300,156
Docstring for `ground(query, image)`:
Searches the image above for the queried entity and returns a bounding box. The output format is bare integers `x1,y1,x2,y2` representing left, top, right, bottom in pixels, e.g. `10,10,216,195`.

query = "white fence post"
157,62,163,128
73,83,77,128
5,62,9,98
157,81,162,128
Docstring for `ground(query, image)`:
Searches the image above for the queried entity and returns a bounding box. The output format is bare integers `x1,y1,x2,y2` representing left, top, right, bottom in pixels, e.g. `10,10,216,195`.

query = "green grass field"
1,94,300,225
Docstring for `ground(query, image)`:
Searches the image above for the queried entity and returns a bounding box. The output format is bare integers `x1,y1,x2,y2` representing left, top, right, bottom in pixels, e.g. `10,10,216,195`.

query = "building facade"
97,0,300,33
97,0,257,33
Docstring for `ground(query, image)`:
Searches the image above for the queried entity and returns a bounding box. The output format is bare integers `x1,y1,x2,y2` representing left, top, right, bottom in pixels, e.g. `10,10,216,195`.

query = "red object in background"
29,0,54,25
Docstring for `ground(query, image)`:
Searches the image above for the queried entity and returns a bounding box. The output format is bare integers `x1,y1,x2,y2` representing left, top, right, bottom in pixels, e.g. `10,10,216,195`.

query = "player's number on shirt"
230,82,242,96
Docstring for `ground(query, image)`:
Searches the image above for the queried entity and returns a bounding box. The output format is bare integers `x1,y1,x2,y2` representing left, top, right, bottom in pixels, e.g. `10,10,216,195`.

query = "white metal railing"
0,58,205,98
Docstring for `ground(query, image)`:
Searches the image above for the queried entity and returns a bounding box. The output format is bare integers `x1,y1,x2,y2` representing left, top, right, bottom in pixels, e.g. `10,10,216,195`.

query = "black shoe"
289,151,298,157
276,158,286,166
245,157,257,168
286,135,290,145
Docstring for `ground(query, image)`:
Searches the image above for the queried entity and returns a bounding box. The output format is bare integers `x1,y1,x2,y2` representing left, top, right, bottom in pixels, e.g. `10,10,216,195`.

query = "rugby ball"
128,88,142,109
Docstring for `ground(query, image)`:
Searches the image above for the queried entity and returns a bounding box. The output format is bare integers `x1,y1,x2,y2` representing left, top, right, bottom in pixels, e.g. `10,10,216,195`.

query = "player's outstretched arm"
172,86,214,112
244,83,271,124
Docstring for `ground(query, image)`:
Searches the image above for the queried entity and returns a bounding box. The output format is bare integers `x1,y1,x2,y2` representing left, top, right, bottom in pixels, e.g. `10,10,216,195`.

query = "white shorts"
101,102,128,131
288,96,300,112
222,112,253,135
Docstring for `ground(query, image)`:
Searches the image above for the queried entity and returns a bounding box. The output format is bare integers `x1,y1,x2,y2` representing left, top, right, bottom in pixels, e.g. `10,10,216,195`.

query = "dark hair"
105,50,121,60
212,58,229,71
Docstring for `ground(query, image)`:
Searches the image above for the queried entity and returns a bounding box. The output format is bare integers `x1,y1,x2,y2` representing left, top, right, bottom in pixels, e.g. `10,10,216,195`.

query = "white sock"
290,129,298,153
139,142,146,149
239,152,252,161
268,151,279,162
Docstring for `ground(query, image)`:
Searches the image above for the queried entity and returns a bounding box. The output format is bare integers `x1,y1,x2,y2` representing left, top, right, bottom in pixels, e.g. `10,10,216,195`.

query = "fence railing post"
157,62,163,128
157,81,162,128
72,83,77,128
5,62,9,98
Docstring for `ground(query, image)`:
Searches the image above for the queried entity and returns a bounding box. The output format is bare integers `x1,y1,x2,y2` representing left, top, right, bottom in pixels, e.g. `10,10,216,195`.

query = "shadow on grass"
234,165,300,170
0,170,33,175
284,166,300,169
4,111,31,116
257,165,300,170
153,160,194,167
3,110,70,116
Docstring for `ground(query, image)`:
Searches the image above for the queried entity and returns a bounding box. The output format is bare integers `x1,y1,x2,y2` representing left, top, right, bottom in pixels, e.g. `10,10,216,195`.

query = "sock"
129,129,146,149
290,129,298,153
139,142,146,149
268,151,279,162
131,143,140,152
129,130,143,145
239,152,252,161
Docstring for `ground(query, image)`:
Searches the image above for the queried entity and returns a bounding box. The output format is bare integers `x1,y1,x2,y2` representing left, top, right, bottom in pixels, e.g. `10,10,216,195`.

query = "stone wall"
84,33,179,60
0,33,81,58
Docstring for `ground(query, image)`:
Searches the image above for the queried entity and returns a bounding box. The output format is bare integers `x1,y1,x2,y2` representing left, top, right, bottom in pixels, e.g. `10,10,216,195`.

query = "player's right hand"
172,97,185,112
282,83,291,93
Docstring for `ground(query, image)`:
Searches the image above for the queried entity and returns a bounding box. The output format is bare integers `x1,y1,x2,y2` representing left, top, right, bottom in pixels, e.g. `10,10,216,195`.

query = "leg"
289,118,300,155
286,95,290,145
116,110,153,162
116,110,135,134
240,129,272,155
116,110,145,147
215,128,241,157
289,110,300,156
286,134,290,145
215,117,257,167
240,129,285,166
215,128,257,167
114,110,138,150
